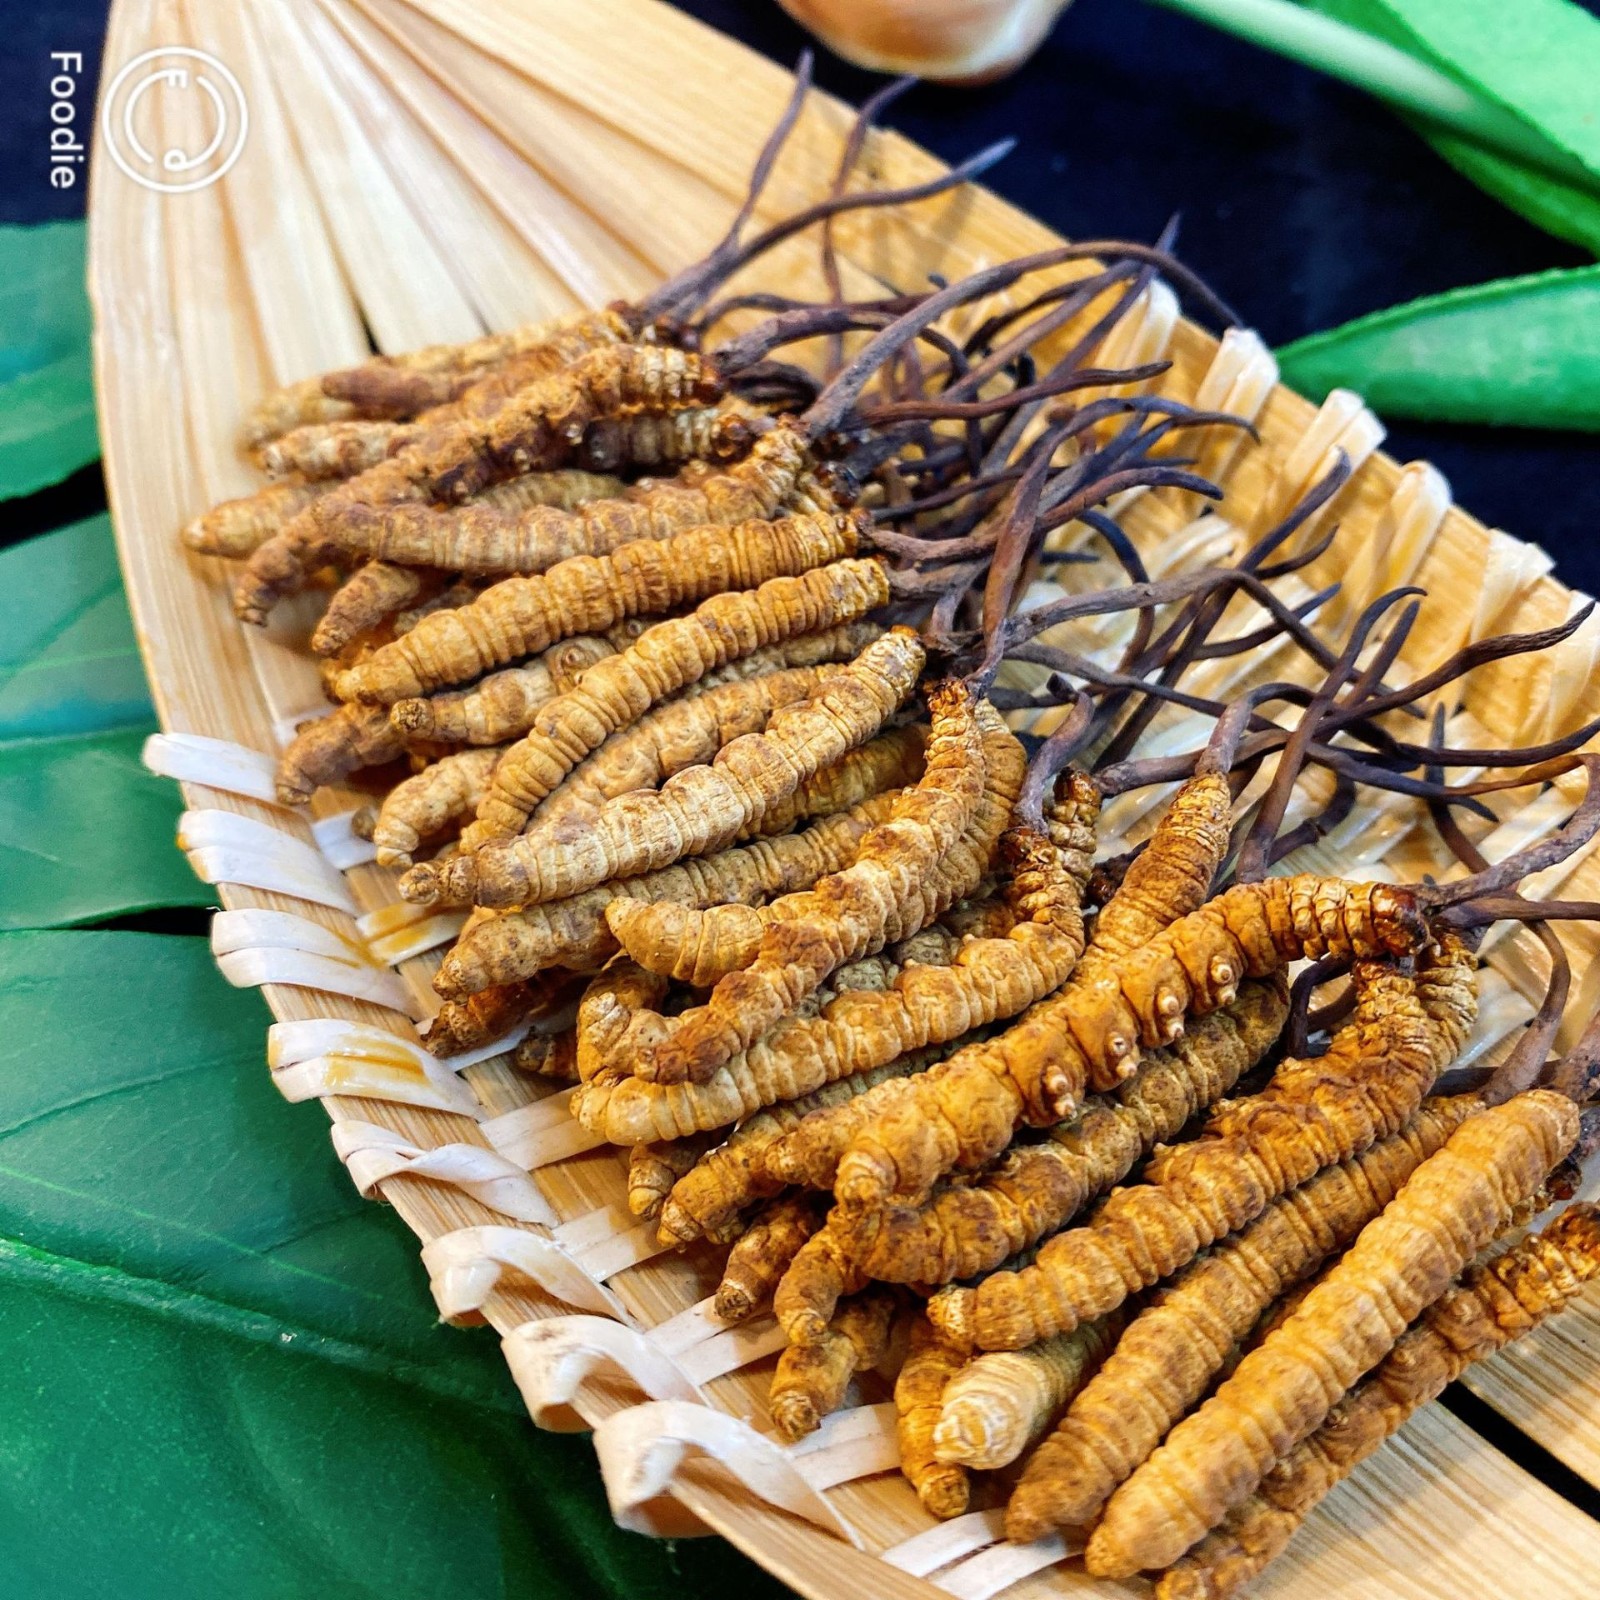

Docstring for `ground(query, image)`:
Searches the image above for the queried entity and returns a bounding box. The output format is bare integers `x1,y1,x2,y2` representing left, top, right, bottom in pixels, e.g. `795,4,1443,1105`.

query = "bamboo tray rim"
89,2,1600,1597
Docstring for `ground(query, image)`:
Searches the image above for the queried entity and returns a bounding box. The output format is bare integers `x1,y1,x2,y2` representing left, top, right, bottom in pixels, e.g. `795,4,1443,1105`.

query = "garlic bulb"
776,0,1069,83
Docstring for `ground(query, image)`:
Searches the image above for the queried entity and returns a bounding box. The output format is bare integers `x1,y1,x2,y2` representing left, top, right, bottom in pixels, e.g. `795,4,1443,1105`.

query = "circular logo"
100,47,248,193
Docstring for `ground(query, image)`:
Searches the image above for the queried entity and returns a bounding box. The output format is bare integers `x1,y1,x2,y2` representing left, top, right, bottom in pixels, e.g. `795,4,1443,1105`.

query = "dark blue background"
4,0,1597,593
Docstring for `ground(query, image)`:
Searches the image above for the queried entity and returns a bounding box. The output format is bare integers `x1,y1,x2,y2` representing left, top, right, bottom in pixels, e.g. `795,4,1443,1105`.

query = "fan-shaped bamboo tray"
90,0,1600,1595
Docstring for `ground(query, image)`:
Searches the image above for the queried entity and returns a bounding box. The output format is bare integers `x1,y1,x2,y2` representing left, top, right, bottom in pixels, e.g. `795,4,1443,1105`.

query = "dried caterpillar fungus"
516,662,840,843
457,542,883,850
1004,1095,1482,1539
334,510,862,705
415,622,920,910
527,621,886,835
182,479,320,559
371,746,507,869
432,782,913,997
770,1288,897,1442
638,680,992,1083
235,317,642,620
311,561,431,657
241,307,632,446
656,1054,936,1247
934,941,1477,1352
327,410,758,575
830,875,1433,1213
614,707,1047,991
388,633,623,746
276,702,405,808
934,1318,1123,1474
1086,1089,1579,1578
714,1192,826,1324
567,714,1035,1144
775,983,1288,1344
315,308,638,422
807,767,1232,1211
258,418,408,481
627,1133,720,1221
895,1317,973,1520
1157,1202,1600,1600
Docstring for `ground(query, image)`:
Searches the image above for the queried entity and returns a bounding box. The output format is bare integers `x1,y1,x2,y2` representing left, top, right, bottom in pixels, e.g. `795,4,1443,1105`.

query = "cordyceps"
371,746,505,869
470,622,883,848
1156,1202,1600,1600
896,1315,974,1520
1085,1090,1579,1579
407,558,894,874
770,1286,898,1441
772,981,1288,1346
930,937,1477,1352
1003,1095,1481,1539
437,788,909,997
831,871,1433,1215
225,58,1014,619
610,698,1034,989
408,621,920,910
635,678,991,1084
568,712,1033,1146
809,766,1236,1213
333,510,862,706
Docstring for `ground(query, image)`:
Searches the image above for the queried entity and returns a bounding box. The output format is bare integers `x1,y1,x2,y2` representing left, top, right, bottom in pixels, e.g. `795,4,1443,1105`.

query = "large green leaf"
0,221,98,497
1276,264,1600,426
0,515,211,928
0,927,785,1600
1302,0,1600,254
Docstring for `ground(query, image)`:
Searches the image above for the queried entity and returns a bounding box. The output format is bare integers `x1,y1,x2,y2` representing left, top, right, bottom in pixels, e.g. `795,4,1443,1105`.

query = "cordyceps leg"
935,939,1476,1353
1154,1202,1600,1600
1087,1091,1577,1578
637,680,990,1085
1068,874,1430,1095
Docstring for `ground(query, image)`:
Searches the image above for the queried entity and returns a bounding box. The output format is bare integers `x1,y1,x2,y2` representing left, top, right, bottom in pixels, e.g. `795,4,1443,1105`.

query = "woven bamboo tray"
91,0,1600,1594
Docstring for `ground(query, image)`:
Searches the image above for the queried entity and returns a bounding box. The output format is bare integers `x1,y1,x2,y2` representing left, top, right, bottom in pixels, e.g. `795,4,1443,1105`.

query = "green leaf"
1302,0,1600,254
0,928,785,1600
1276,264,1600,427
0,515,212,929
0,221,98,497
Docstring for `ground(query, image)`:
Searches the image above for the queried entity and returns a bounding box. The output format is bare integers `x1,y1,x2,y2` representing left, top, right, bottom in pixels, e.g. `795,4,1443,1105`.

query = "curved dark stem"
1089,461,1350,771
1545,1009,1600,1104
1192,585,1338,659
1286,956,1350,1059
1234,588,1423,884
951,261,1156,406
1320,603,1597,734
1445,897,1600,926
1424,765,1572,1106
641,53,814,320
1378,715,1600,771
802,236,1241,441
819,75,916,375
1259,769,1358,872
979,417,1080,656
1419,754,1600,910
653,127,1015,322
859,362,1172,424
1016,697,1098,829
